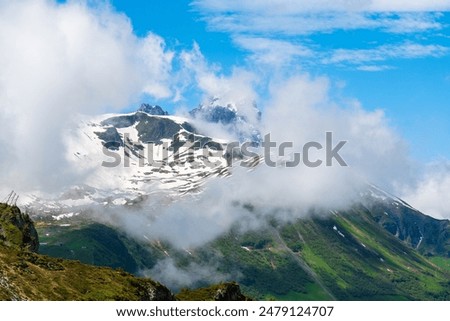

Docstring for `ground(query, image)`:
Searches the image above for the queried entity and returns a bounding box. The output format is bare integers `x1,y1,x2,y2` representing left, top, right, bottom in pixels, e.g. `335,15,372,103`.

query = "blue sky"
105,0,450,162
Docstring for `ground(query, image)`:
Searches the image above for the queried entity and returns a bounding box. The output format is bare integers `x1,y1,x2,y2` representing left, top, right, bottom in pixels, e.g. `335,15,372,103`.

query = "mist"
91,72,416,250
142,258,233,292
401,161,450,219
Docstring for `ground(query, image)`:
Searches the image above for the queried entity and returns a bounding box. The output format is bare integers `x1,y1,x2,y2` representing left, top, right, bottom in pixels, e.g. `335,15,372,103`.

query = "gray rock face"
137,104,168,116
190,104,238,125
95,127,123,150
98,113,187,146
366,199,450,256
136,116,182,143
139,281,175,301
190,100,262,144
362,186,450,257
214,283,248,301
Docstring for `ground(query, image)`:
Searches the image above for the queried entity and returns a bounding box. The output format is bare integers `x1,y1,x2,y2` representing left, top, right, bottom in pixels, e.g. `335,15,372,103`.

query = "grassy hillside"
37,223,159,273
30,202,450,301
0,203,173,300
0,244,173,300
1,203,251,301
205,206,450,300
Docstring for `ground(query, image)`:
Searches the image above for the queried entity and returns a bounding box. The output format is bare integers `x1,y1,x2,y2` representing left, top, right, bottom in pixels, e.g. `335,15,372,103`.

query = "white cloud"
193,0,450,14
401,161,450,219
381,12,443,33
262,75,412,192
356,65,394,72
0,0,174,192
233,36,313,66
325,42,448,65
192,0,449,71
203,12,443,36
193,0,448,35
368,0,450,11
231,39,448,71
179,43,259,119
144,258,231,291
139,34,175,99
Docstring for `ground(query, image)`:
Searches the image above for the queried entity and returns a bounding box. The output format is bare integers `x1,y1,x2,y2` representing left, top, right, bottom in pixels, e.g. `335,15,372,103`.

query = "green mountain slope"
34,199,450,301
0,245,174,300
206,205,449,300
0,203,174,300
1,203,251,301
363,197,450,256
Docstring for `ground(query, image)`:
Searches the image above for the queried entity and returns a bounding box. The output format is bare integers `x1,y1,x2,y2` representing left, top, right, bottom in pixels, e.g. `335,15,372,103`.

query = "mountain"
190,99,238,124
19,103,450,301
25,105,232,214
34,194,450,300
137,103,169,116
25,102,263,214
190,97,262,144
361,185,449,257
209,199,449,300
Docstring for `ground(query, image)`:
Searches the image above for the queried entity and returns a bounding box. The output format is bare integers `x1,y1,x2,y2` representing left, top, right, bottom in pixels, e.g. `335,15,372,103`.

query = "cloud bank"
95,73,414,250
0,0,173,192
193,0,450,14
401,161,450,219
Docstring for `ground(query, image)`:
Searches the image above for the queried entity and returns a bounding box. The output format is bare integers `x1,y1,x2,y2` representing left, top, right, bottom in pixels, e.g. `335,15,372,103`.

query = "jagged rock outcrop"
0,203,39,252
213,282,248,301
190,97,262,144
175,282,250,301
138,103,169,116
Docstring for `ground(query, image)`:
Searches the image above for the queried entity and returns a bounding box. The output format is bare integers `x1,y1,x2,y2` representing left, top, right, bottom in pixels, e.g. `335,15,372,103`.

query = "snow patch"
52,212,79,221
333,225,345,238
112,198,127,206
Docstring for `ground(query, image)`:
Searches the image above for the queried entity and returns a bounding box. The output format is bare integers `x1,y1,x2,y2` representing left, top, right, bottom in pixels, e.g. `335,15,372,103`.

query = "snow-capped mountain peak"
137,103,168,116
190,97,262,144
24,103,238,214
